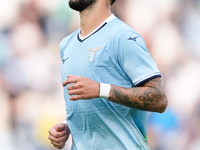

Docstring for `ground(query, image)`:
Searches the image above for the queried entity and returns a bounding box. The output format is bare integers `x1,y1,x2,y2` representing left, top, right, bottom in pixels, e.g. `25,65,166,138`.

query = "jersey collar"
78,14,116,42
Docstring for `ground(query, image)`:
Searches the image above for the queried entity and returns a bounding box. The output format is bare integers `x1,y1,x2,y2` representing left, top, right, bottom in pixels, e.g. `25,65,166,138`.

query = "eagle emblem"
87,47,103,62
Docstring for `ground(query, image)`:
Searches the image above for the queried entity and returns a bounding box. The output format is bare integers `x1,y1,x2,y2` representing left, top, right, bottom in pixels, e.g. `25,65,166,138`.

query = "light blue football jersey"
59,15,160,150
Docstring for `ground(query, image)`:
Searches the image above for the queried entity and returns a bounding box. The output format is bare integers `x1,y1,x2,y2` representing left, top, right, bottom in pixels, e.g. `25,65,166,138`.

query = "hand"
63,75,99,101
48,123,70,149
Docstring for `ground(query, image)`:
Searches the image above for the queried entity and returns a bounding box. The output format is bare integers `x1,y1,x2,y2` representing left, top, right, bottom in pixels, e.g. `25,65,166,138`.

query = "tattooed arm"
64,76,167,113
108,77,167,113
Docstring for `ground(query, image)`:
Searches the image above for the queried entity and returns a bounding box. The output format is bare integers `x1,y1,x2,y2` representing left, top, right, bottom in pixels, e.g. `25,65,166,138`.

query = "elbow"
158,102,167,113
157,96,168,113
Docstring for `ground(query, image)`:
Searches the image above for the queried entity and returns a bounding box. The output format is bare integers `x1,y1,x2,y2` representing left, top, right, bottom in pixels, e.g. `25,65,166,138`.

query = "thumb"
67,75,77,78
56,123,65,132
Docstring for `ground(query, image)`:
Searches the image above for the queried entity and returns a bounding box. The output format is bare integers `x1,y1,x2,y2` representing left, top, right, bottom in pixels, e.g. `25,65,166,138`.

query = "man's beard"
69,0,97,12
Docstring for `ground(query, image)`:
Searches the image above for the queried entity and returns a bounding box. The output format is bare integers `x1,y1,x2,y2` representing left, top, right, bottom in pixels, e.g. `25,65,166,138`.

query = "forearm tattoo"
108,77,167,112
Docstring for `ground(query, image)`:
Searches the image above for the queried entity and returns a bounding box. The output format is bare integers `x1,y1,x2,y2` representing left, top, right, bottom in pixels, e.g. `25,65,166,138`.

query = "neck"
79,1,111,38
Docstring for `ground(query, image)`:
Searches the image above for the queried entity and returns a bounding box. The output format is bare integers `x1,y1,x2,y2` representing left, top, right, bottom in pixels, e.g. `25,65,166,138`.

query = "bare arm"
108,77,167,113
64,76,167,113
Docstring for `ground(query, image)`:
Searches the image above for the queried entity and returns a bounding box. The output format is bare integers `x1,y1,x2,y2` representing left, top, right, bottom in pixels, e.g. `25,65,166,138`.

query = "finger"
63,77,79,87
56,124,65,132
69,94,83,101
54,145,64,150
68,89,82,96
67,75,77,78
51,141,65,148
67,83,78,91
51,141,65,149
53,145,65,150
49,130,66,138
48,134,68,143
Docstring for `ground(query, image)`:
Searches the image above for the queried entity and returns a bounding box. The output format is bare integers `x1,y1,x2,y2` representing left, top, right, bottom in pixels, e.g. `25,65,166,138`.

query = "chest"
61,39,116,74
60,34,132,87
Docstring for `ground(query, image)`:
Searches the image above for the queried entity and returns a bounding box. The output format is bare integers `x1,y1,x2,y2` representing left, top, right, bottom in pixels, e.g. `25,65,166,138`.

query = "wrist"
99,83,111,99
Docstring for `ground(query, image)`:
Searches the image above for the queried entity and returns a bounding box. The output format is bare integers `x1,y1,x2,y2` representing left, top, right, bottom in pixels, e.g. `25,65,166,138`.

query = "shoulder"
59,30,79,50
107,18,146,50
59,30,79,59
107,18,140,40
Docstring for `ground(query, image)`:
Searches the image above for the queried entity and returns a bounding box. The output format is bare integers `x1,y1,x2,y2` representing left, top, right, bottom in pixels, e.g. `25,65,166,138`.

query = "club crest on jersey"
87,47,103,62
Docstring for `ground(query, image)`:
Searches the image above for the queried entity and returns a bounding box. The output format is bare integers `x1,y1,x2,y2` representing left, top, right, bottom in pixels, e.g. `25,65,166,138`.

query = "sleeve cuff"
134,73,161,86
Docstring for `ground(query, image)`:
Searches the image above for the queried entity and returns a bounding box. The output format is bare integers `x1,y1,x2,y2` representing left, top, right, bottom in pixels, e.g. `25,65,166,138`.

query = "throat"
77,14,115,42
78,22,107,42
80,10,112,38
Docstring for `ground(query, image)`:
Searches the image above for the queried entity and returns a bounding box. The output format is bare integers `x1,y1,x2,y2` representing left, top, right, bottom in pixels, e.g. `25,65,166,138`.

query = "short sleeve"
116,30,161,86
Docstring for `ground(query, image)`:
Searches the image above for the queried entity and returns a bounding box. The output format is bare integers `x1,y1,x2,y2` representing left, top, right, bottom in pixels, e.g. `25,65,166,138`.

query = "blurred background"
0,0,200,150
